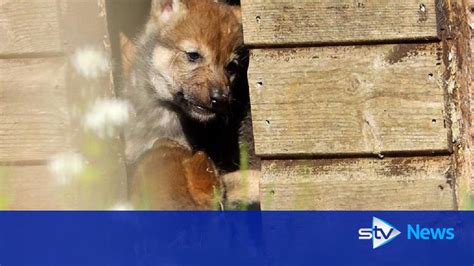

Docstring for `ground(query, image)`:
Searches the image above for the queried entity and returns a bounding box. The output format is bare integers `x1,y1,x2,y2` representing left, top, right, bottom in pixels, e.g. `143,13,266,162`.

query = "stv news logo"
358,217,455,249
358,217,401,249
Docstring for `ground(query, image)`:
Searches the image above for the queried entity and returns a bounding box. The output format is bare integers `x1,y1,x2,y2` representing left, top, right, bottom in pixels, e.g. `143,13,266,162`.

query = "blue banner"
0,212,472,266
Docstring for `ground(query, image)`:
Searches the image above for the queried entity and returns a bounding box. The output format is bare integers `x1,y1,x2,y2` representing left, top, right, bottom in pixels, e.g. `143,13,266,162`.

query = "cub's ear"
150,0,186,24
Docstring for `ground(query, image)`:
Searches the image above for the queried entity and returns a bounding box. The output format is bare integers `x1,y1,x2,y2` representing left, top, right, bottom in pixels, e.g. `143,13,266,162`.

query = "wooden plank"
0,0,128,209
0,0,62,55
241,0,439,46
248,43,449,157
59,0,111,52
0,58,70,162
470,5,474,196
0,165,73,210
471,36,474,197
470,0,474,112
439,0,474,207
59,0,129,208
0,162,127,210
260,157,455,210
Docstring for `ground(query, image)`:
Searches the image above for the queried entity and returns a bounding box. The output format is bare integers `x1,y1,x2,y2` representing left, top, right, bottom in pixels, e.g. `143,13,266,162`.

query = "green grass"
236,142,250,210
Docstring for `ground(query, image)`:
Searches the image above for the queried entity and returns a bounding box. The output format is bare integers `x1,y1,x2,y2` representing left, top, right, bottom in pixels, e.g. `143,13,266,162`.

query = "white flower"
84,98,130,138
48,152,86,185
110,202,134,211
72,47,110,79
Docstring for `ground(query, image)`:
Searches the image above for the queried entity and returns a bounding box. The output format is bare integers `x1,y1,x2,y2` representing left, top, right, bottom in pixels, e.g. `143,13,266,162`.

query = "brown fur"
148,0,243,117
123,0,247,163
123,0,260,210
130,139,222,210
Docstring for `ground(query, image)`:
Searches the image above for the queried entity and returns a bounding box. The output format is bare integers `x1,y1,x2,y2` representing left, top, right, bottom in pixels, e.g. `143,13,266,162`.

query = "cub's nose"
210,88,229,111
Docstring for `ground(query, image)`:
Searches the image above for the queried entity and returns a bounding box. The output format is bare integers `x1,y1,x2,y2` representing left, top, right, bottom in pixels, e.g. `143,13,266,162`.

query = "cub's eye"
225,61,239,75
186,52,201,62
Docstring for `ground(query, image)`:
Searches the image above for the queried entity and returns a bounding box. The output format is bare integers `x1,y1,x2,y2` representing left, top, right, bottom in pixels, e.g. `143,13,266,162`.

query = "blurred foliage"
79,165,102,184
74,131,126,209
82,134,110,158
239,142,249,172
459,180,474,210
234,143,251,211
212,186,224,211
465,194,474,210
0,166,10,209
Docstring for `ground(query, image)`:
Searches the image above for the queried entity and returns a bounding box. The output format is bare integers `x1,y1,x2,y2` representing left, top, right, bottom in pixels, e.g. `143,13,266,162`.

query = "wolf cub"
123,0,247,170
123,0,258,209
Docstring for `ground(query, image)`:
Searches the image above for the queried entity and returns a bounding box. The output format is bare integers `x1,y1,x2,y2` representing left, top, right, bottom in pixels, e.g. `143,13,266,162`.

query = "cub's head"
143,0,245,122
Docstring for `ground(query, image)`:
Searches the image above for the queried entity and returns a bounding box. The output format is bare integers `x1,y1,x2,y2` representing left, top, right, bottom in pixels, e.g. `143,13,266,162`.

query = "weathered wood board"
0,163,127,210
57,0,129,209
0,165,74,210
470,8,474,196
260,157,455,210
241,0,439,46
470,8,474,131
0,58,70,162
59,0,111,52
0,0,129,209
0,0,62,55
249,43,449,157
441,0,473,208
469,9,474,196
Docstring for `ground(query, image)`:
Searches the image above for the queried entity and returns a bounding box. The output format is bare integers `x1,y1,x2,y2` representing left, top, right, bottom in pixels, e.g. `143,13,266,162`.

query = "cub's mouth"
175,92,217,122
